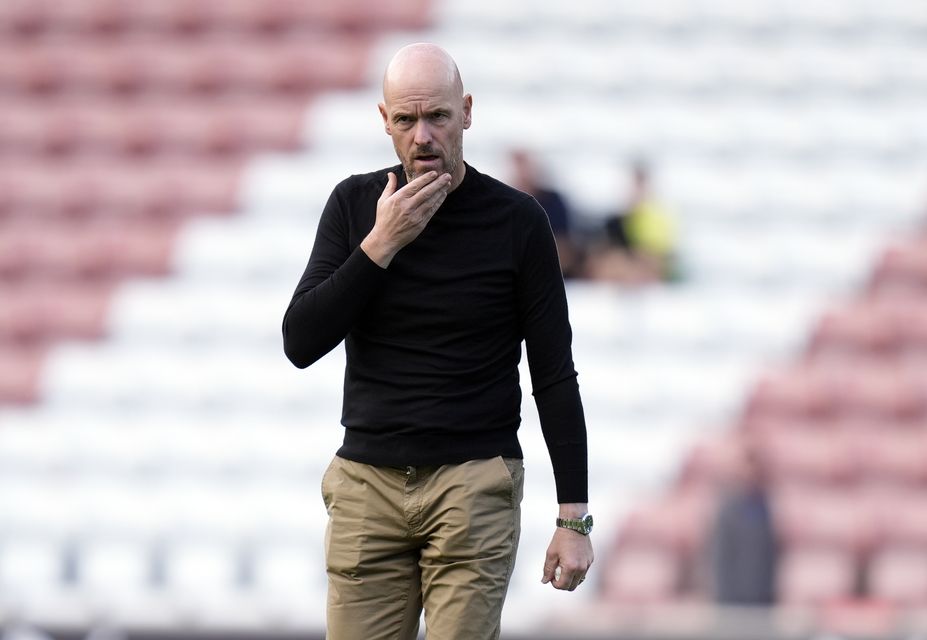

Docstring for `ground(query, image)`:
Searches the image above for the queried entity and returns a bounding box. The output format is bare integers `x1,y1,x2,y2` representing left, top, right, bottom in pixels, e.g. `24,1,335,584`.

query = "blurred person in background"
708,436,778,606
282,43,592,640
508,148,583,279
585,160,679,285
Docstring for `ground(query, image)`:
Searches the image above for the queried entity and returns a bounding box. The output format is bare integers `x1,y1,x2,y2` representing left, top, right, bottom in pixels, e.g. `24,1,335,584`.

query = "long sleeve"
282,181,386,369
516,200,588,503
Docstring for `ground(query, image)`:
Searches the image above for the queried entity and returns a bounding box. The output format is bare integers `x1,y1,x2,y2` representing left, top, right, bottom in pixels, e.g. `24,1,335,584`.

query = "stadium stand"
1,0,926,638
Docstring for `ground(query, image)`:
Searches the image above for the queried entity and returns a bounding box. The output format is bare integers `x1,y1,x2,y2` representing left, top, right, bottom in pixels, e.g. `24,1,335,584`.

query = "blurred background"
1,0,926,638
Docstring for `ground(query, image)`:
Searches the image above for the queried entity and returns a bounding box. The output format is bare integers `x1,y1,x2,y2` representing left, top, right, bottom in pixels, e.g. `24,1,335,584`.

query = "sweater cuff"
534,376,588,504
349,244,390,277
553,469,588,504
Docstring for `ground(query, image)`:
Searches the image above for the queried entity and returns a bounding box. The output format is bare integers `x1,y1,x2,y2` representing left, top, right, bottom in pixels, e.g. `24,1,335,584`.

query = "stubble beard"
398,134,463,184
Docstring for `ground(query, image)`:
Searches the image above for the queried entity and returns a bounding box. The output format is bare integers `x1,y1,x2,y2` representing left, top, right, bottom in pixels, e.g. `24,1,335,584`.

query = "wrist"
360,232,398,268
558,503,588,519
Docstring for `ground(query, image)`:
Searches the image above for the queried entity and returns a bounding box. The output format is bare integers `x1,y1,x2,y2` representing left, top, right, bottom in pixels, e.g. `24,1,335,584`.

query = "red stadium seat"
602,545,682,604
0,43,71,95
220,0,302,33
774,486,876,554
199,0,432,33
86,104,168,157
1,96,307,159
0,346,45,404
51,164,115,218
0,159,241,220
857,425,927,486
0,0,55,37
1,33,370,98
70,40,158,96
844,363,927,421
871,237,927,292
817,600,899,639
234,38,370,95
745,366,836,420
809,303,894,358
150,160,242,215
811,296,927,358
675,433,744,489
316,0,432,31
162,99,306,156
777,547,858,606
153,40,241,96
872,487,927,549
879,295,927,355
0,101,62,156
760,425,856,485
0,0,131,36
97,221,180,276
869,547,927,606
0,282,112,343
616,488,715,558
747,359,927,423
129,0,221,35
0,221,179,280
52,0,130,35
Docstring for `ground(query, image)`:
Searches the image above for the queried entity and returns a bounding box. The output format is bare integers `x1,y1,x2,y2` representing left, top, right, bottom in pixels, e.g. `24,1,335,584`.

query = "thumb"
380,172,397,200
541,552,559,584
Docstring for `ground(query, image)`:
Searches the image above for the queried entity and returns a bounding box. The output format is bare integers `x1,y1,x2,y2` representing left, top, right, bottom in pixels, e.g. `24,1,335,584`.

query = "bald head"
383,43,464,101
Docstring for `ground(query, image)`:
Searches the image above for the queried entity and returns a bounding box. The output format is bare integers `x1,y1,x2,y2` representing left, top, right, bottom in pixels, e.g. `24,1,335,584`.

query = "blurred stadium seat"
869,548,927,606
776,547,858,606
601,545,682,605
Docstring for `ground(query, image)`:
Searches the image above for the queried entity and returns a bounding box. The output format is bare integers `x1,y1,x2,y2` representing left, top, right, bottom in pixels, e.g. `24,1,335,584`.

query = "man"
507,148,582,279
282,43,592,639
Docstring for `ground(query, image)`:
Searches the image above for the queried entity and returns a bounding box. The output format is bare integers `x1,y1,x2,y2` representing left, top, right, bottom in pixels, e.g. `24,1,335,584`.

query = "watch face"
582,514,594,533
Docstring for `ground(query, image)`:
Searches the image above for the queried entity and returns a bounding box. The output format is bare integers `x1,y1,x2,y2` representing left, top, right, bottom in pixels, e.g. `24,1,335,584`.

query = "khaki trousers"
321,455,524,640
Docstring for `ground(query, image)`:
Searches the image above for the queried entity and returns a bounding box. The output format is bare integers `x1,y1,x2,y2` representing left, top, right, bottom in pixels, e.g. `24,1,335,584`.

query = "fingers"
379,171,398,201
419,182,450,217
542,563,586,591
542,539,592,591
568,572,587,591
541,554,558,585
399,171,452,206
403,170,443,194
543,554,582,590
380,169,444,204
394,173,450,229
555,565,587,591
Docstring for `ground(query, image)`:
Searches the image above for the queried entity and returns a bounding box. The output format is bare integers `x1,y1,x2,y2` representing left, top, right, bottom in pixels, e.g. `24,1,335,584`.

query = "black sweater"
283,163,587,503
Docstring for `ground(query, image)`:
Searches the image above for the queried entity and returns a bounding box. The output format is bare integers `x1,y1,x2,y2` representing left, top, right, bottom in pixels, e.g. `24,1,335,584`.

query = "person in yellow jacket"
586,161,679,284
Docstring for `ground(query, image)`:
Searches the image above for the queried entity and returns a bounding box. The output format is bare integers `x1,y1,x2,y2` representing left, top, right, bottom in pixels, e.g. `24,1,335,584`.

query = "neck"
448,161,467,193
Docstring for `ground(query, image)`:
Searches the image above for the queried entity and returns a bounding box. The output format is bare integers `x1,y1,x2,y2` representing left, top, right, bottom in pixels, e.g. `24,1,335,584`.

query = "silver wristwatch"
556,513,593,535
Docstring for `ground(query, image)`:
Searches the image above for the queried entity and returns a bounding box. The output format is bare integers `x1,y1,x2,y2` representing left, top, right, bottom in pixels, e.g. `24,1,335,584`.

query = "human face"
379,84,472,187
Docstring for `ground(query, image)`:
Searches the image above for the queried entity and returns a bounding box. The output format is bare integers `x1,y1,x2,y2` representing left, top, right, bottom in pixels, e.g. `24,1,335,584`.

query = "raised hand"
361,171,452,267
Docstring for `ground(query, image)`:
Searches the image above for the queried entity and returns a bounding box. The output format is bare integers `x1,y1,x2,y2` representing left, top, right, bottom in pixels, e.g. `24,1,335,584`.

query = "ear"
462,94,473,130
378,103,391,135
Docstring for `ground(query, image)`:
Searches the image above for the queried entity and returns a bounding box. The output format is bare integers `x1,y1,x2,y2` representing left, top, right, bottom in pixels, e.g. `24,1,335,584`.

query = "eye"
431,112,449,122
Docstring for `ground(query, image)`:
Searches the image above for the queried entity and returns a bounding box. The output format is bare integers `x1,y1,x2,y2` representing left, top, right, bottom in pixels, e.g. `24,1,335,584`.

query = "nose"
412,119,433,146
